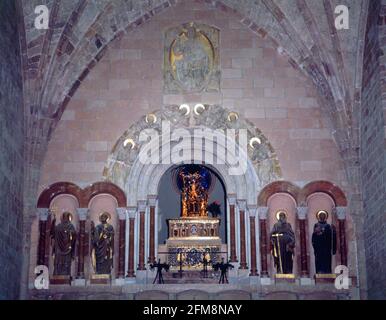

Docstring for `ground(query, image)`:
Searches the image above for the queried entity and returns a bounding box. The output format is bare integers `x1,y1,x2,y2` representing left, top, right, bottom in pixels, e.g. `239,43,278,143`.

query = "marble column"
258,207,269,277
147,196,157,264
238,200,248,269
297,207,309,277
127,207,136,277
335,207,348,266
137,201,146,271
228,195,238,262
248,205,258,276
116,208,127,278
37,208,49,266
76,208,88,279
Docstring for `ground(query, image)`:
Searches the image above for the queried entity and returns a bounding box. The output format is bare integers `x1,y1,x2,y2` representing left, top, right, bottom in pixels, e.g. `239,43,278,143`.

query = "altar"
165,165,223,270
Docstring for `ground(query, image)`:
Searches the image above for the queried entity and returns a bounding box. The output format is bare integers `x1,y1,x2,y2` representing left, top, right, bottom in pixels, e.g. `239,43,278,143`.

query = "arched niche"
306,192,337,277
87,194,119,279
157,164,227,245
48,194,80,278
267,192,298,276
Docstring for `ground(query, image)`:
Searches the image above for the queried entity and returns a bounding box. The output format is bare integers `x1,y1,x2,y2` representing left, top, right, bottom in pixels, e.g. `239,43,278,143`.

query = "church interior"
0,0,385,300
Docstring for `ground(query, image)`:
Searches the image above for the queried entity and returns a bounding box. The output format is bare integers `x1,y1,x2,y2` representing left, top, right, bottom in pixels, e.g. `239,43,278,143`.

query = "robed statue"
270,211,295,274
50,212,77,276
312,210,337,274
91,212,114,275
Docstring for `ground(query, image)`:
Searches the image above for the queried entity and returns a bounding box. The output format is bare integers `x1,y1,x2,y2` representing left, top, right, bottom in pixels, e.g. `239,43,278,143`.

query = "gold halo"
227,111,239,122
123,138,136,149
316,210,329,221
145,113,157,124
276,210,287,221
99,212,111,222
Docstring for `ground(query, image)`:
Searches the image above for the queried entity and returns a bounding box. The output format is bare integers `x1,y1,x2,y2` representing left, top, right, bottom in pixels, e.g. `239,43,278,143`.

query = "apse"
157,164,227,245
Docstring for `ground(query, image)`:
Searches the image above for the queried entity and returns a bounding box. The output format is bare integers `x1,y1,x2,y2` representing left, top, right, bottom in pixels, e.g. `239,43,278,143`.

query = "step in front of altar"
162,271,219,284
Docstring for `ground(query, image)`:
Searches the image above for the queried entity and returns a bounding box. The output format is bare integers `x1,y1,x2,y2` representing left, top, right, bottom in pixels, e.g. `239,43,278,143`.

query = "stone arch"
215,290,251,300
176,289,210,300
103,104,281,206
83,181,126,208
258,181,301,207
134,290,169,300
300,181,347,207
37,182,82,208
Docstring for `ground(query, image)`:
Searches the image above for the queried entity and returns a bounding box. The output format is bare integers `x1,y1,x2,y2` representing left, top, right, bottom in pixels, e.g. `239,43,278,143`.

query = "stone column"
238,200,248,269
228,195,238,262
127,207,136,277
258,207,269,277
336,207,348,266
116,208,127,278
76,208,88,280
137,201,146,271
297,207,309,277
147,195,157,264
248,205,258,276
37,208,49,266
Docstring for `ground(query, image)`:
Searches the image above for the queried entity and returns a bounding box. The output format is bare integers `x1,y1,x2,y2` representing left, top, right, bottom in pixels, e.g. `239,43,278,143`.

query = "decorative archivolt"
103,104,282,192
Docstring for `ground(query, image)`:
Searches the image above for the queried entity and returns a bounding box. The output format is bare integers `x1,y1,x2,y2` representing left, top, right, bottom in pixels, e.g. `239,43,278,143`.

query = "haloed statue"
270,211,295,274
50,212,77,276
91,212,115,275
312,210,337,274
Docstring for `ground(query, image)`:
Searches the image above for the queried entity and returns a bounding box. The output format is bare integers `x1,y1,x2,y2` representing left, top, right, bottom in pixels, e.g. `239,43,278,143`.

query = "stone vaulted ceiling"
16,0,369,205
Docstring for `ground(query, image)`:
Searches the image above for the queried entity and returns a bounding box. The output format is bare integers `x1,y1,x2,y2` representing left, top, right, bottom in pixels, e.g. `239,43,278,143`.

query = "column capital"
147,195,157,207
37,208,50,221
296,207,308,220
258,207,269,219
116,207,127,220
228,194,237,205
247,205,258,217
138,200,147,212
237,199,247,211
334,207,347,220
76,208,89,221
127,207,137,219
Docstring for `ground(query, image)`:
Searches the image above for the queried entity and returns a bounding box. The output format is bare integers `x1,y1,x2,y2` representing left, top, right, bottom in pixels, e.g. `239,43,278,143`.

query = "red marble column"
148,197,157,264
238,201,248,270
259,207,269,277
338,219,348,266
37,219,47,266
76,220,86,278
229,197,238,262
299,219,309,277
127,215,135,277
76,208,87,279
43,213,52,267
118,218,126,278
138,207,146,270
249,213,258,276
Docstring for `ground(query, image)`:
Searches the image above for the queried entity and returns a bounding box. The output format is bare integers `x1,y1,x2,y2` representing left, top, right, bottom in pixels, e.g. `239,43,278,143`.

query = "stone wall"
0,0,24,300
360,0,386,300
39,0,347,193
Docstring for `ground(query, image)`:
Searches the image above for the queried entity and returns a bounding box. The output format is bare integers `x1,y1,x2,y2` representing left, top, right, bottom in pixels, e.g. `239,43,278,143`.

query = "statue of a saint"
91,212,114,275
312,210,337,274
270,211,295,274
50,212,77,276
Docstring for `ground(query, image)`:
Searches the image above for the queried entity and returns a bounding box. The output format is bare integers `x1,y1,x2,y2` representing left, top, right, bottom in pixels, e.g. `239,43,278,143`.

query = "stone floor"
29,282,359,300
